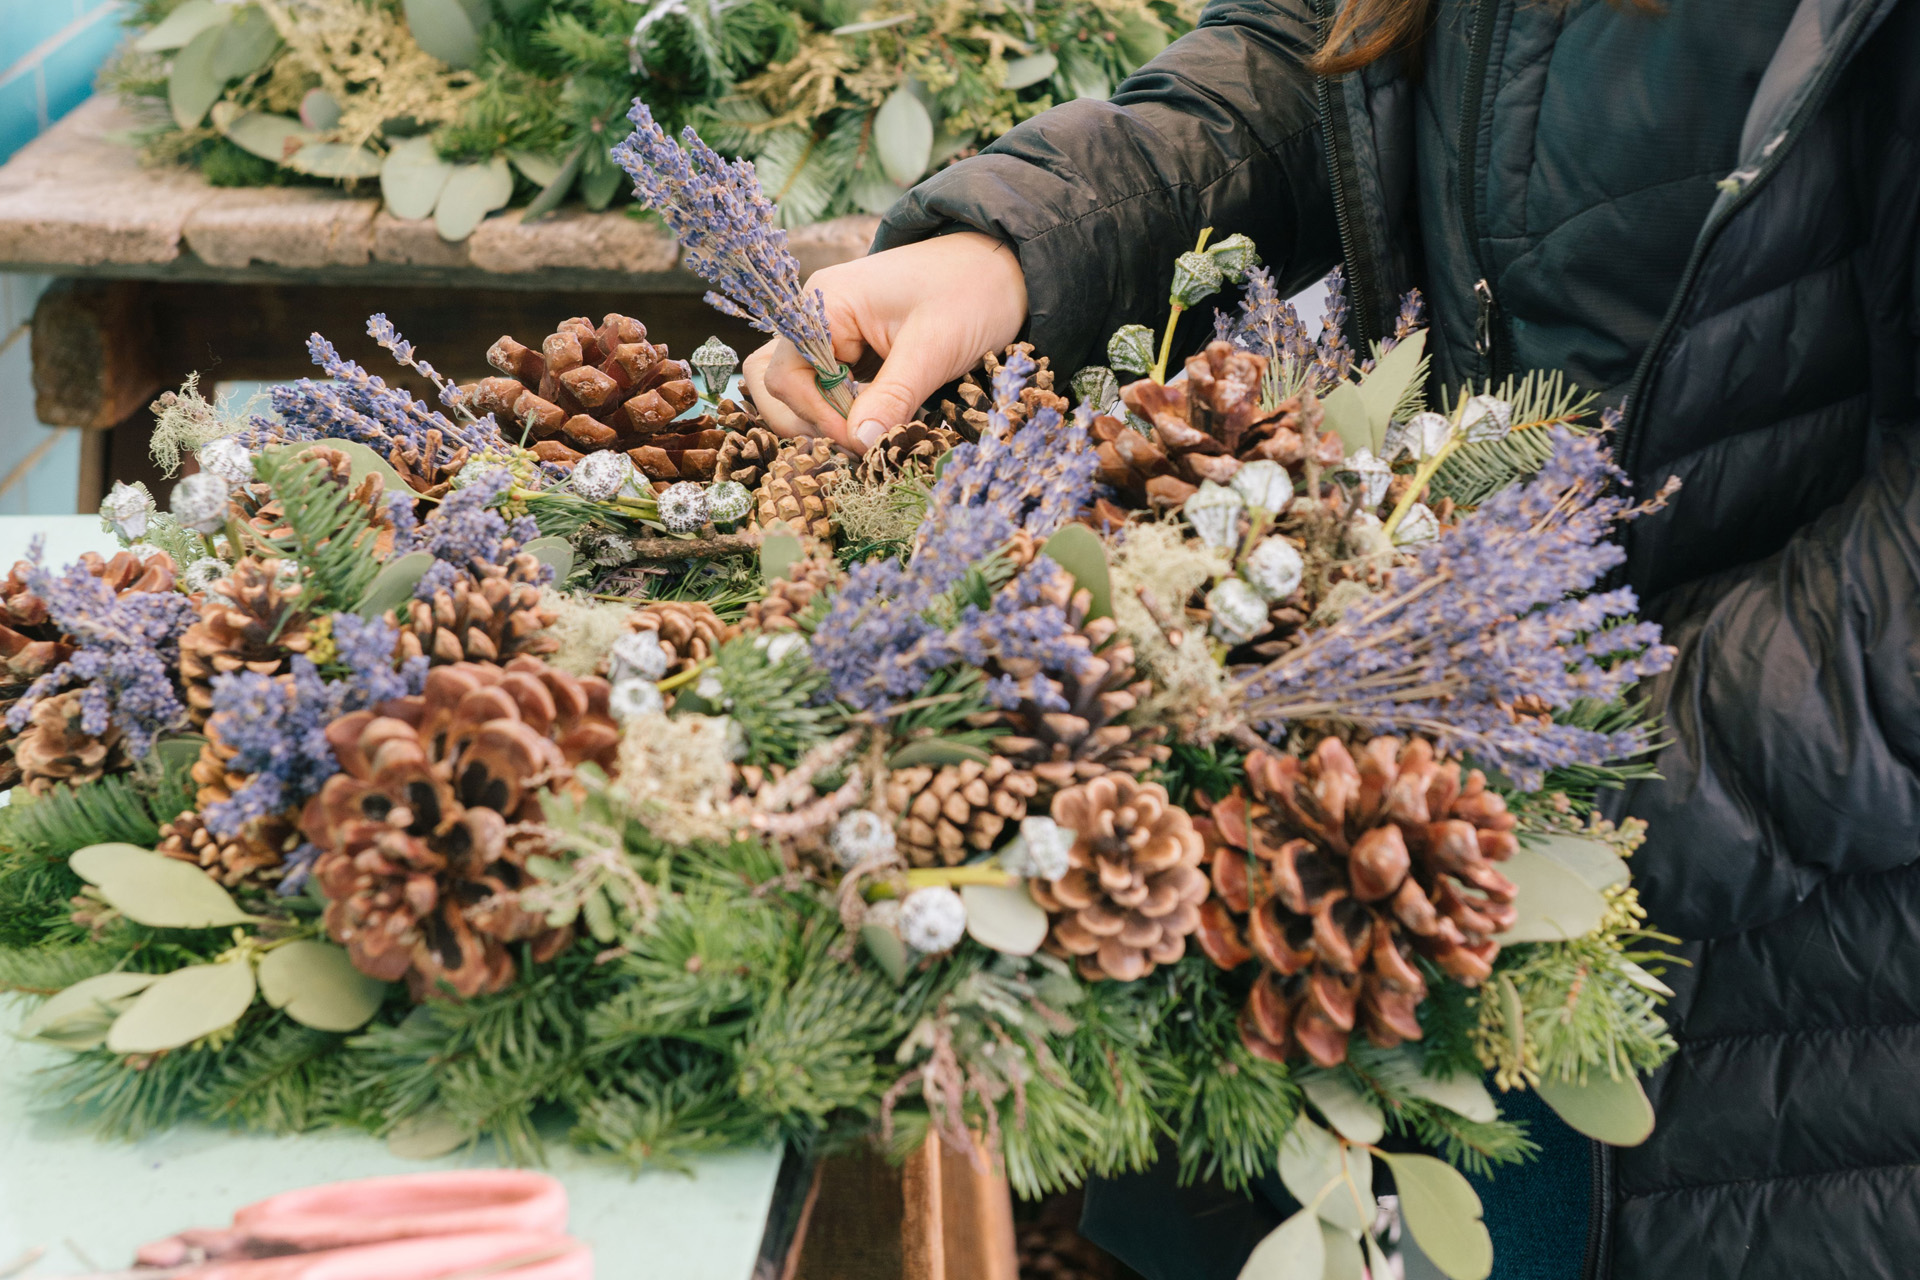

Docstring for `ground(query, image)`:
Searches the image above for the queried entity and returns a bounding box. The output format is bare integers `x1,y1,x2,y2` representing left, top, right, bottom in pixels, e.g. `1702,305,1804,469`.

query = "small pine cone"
394,554,560,666
628,600,733,675
853,420,962,485
13,689,122,796
713,419,783,488
179,557,315,724
753,438,849,541
739,551,844,633
157,809,288,888
1031,774,1209,982
941,343,1066,441
884,756,1039,867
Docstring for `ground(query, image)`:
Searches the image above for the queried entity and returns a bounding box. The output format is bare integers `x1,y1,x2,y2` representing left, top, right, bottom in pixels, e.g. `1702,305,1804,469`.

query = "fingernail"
855,420,887,449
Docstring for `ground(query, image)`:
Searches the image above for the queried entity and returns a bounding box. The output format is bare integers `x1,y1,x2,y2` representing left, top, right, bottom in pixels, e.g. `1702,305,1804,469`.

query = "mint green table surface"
0,517,787,1279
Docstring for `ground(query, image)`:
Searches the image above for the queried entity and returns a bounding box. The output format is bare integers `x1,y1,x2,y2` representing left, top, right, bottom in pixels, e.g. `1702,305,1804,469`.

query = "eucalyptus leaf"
387,1108,471,1159
1042,524,1113,621
889,738,993,768
582,887,616,942
106,960,257,1054
521,142,588,222
135,0,227,53
404,0,483,68
1355,329,1428,452
848,165,909,216
1404,1068,1499,1124
1535,1071,1656,1147
1318,1224,1365,1280
1377,1153,1491,1280
1300,1073,1385,1144
1495,847,1609,943
873,87,934,187
286,143,384,180
1363,1235,1393,1280
1532,832,1631,891
508,149,565,187
1000,52,1058,90
20,972,159,1043
760,529,806,582
579,157,623,211
435,158,514,240
357,551,436,619
212,106,317,165
524,536,575,582
1281,1116,1373,1233
1319,382,1373,457
1238,1208,1325,1280
862,922,910,983
300,87,343,132
168,26,228,130
381,136,456,221
154,735,209,773
257,940,388,1032
210,6,280,81
71,843,254,929
960,882,1048,956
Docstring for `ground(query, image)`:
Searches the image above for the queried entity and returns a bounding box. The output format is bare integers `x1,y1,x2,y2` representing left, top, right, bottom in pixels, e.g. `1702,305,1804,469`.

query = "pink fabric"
193,1232,591,1280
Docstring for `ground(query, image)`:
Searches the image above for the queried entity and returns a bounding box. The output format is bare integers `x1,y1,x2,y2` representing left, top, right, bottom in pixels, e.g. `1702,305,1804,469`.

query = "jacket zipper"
1458,0,1505,382
1615,0,1885,480
1580,1141,1614,1280
1313,0,1385,352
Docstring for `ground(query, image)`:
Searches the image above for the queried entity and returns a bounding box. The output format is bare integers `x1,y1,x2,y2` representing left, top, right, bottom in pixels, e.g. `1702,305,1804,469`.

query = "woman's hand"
741,231,1027,452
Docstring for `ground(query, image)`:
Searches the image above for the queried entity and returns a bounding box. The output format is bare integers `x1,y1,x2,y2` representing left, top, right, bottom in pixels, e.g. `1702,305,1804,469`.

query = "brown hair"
1307,0,1661,77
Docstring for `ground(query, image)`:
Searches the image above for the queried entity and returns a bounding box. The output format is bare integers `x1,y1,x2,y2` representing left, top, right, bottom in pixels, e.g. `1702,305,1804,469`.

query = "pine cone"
301,658,620,998
1031,775,1209,981
628,600,733,675
157,809,289,888
854,420,962,485
941,344,1065,441
463,314,699,463
394,552,559,666
1194,737,1521,1068
179,557,315,725
713,417,783,488
885,756,1040,867
1104,341,1345,510
986,571,1170,791
753,438,849,541
739,551,843,633
13,689,122,796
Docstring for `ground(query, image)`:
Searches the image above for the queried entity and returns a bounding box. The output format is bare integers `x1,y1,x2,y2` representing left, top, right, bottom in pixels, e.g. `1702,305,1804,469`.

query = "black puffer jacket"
878,1,1920,1276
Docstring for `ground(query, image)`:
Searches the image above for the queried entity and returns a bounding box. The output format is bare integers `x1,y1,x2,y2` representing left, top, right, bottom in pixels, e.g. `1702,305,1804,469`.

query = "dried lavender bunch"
813,351,1099,712
610,101,853,414
388,468,549,599
5,546,198,755
1237,428,1676,788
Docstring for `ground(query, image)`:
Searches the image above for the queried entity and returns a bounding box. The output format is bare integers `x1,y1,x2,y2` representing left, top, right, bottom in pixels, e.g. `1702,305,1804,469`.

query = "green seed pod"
1206,233,1260,283
1170,251,1226,308
1107,324,1157,375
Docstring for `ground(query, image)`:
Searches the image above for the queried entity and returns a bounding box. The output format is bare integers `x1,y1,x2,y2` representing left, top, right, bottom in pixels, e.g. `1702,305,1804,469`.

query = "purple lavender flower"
1238,428,1675,788
5,545,197,756
368,313,466,412
394,467,548,596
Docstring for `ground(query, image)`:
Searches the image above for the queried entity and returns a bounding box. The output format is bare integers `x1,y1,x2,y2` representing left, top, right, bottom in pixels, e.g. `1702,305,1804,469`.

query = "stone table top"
0,98,878,292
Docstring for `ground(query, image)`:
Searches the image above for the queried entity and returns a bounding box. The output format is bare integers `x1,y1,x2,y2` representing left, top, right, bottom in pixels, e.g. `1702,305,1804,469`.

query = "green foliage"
1527,697,1664,815
1429,371,1598,507
0,942,126,994
199,1020,361,1132
697,635,841,767
254,449,384,615
1339,1044,1536,1177
1158,740,1247,810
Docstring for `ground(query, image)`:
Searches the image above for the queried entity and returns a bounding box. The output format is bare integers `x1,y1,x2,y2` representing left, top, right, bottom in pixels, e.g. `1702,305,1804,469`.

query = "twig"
623,533,759,563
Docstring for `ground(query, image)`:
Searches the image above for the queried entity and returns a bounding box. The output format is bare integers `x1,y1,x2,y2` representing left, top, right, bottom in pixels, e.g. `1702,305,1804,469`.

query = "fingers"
844,316,960,452
743,339,846,441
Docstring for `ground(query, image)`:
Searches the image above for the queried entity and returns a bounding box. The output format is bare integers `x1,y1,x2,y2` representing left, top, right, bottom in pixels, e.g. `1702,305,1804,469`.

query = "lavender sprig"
610,101,853,413
368,313,467,413
393,468,548,598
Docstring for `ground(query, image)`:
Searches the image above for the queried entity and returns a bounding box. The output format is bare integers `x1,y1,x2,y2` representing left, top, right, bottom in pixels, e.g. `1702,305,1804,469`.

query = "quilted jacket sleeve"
1623,425,1920,940
873,0,1343,373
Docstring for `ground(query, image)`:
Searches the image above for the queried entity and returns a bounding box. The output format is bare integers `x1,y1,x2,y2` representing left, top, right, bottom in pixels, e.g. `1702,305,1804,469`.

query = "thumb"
844,327,955,453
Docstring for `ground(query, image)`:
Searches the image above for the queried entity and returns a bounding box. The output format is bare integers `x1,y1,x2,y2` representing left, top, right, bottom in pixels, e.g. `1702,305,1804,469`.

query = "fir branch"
253,449,383,615
703,636,841,768
0,941,125,994
1428,371,1598,507
198,1021,358,1133
0,771,172,861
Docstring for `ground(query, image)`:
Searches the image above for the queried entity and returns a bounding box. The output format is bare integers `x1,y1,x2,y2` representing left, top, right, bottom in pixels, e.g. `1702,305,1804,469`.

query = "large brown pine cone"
753,439,849,541
157,808,290,889
1030,775,1209,982
853,421,961,485
1194,737,1521,1069
940,344,1065,441
884,756,1039,867
301,658,620,998
627,600,733,675
1104,341,1344,510
463,314,700,460
738,551,843,633
180,557,315,725
13,689,122,796
712,417,783,488
394,553,559,666
985,570,1169,792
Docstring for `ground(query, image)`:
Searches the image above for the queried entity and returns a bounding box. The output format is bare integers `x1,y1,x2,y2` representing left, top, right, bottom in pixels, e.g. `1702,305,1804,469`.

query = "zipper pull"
1474,278,1496,357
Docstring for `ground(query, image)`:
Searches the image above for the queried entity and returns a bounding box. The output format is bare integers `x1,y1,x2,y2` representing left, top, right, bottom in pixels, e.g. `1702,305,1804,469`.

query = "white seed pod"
124,541,160,561
1107,324,1157,376
450,462,512,493
657,482,710,534
581,530,637,567
830,809,897,869
1346,511,1394,561
572,450,637,502
691,336,739,401
1387,410,1453,461
1182,480,1246,550
900,886,968,954
864,898,903,934
608,677,666,721
999,815,1073,882
608,630,672,683
705,480,752,527
1230,459,1293,513
693,671,726,704
180,556,228,594
760,631,810,665
1071,365,1121,414
195,436,255,485
1393,502,1441,546
170,473,231,535
1207,578,1270,644
1458,395,1513,443
1241,536,1305,602
1343,448,1393,509
100,480,155,542
721,716,748,762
